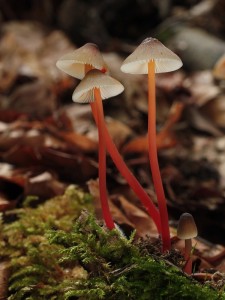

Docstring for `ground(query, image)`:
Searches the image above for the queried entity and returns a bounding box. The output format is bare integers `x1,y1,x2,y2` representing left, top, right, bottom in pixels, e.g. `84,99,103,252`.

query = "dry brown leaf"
186,105,223,136
39,147,97,182
58,131,98,153
184,71,220,106
111,194,158,237
87,179,134,231
201,96,225,129
25,171,66,200
8,80,57,118
156,71,185,93
213,53,225,80
105,117,133,148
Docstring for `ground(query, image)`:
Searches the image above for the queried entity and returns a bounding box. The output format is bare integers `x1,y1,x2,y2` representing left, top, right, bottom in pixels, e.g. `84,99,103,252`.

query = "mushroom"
56,44,161,232
56,43,108,79
72,69,124,229
121,37,182,251
177,213,198,274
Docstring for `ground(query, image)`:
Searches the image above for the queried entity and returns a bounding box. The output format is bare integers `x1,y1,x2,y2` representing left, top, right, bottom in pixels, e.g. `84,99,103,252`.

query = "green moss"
1,187,225,299
0,185,93,299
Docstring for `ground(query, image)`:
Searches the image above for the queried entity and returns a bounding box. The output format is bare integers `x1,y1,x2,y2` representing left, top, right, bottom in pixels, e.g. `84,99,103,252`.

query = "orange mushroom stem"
94,88,115,229
148,60,170,251
90,102,161,232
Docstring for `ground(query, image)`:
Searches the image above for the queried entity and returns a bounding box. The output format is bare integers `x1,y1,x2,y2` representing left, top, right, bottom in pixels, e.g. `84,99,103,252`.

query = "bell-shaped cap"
72,69,124,103
121,37,183,74
56,43,108,79
177,213,198,240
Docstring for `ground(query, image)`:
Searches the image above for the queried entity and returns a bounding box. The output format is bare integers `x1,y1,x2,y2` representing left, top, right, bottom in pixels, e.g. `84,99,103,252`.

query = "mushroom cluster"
56,38,183,252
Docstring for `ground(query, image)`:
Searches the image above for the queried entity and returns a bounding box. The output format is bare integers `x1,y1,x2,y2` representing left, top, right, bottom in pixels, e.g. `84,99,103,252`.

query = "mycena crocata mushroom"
121,37,182,251
56,44,161,232
177,213,198,274
56,43,108,78
72,69,124,229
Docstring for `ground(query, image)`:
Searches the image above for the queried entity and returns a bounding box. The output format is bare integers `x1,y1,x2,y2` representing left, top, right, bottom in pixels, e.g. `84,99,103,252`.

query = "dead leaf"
184,71,220,106
25,171,66,200
185,105,223,136
201,96,225,129
122,102,184,154
8,80,57,118
213,53,225,80
87,179,134,233
111,194,158,237
58,131,98,153
105,117,133,148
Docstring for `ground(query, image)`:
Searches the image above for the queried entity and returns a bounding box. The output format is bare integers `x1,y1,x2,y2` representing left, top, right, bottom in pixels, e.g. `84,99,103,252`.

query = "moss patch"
0,187,224,299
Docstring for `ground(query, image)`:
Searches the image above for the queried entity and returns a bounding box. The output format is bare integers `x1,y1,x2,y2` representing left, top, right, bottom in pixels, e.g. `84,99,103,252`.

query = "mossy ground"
0,186,224,299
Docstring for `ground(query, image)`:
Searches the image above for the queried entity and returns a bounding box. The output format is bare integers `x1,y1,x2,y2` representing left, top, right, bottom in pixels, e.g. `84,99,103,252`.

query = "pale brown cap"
56,43,108,79
213,54,225,79
121,37,183,74
177,213,198,239
72,69,124,103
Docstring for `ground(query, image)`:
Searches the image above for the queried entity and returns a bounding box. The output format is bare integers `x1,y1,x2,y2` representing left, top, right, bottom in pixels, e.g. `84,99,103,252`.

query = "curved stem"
148,61,170,251
90,103,161,233
94,88,115,230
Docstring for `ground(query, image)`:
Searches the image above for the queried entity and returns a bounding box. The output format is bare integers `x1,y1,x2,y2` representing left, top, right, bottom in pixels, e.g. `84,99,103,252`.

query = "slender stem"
148,61,170,251
184,239,193,274
90,103,161,232
94,88,115,229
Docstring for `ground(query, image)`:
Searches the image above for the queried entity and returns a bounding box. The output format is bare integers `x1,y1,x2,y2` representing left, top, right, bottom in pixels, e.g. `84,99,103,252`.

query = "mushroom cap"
121,37,183,74
72,69,124,103
177,213,198,240
56,43,108,79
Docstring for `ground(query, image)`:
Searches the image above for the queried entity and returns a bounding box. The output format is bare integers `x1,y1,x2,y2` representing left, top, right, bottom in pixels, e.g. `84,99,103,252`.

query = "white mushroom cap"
56,43,108,79
121,37,183,74
177,213,198,240
72,69,124,103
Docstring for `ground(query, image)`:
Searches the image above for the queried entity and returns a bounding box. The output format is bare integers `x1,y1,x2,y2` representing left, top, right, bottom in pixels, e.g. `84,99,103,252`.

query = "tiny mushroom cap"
56,43,108,79
72,69,124,103
177,213,198,240
121,37,183,74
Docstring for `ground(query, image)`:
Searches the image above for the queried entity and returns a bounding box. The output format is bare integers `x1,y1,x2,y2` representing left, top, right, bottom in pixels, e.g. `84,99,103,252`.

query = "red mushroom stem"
93,88,115,229
148,60,170,251
85,64,114,229
90,103,161,232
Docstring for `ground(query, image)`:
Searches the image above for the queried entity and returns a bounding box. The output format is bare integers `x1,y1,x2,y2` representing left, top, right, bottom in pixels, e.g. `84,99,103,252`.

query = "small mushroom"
73,69,124,229
56,43,108,79
121,37,182,251
177,213,198,274
56,44,161,232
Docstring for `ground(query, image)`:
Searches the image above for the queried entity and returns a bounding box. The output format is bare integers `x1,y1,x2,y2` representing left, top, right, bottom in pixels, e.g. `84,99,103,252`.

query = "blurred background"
0,0,224,69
